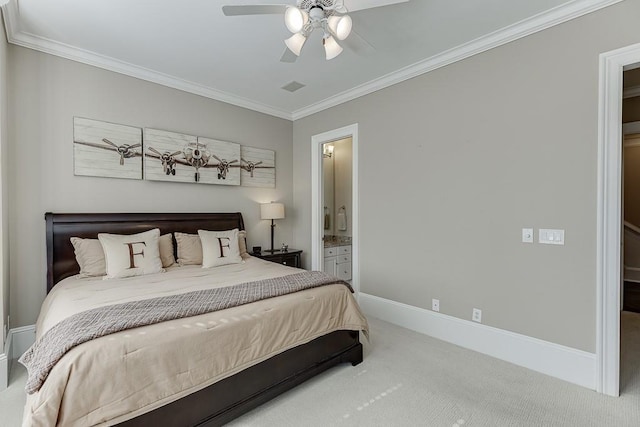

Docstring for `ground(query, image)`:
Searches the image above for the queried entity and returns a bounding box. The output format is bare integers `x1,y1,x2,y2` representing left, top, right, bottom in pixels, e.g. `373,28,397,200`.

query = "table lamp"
260,202,285,253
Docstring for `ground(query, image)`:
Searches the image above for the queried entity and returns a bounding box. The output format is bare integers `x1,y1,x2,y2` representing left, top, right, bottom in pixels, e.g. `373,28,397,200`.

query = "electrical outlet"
472,308,482,323
432,299,440,312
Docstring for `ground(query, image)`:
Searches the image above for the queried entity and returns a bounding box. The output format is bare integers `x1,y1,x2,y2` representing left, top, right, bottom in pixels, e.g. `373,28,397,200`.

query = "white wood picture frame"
143,128,199,183
197,136,241,186
240,146,275,188
74,117,142,180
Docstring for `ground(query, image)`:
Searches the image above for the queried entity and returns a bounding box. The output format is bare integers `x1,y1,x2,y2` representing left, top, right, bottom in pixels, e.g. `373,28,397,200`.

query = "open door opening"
311,124,359,295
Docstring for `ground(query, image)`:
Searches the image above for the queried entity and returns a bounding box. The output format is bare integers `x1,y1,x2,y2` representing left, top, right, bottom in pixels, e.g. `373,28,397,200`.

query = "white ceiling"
1,0,621,119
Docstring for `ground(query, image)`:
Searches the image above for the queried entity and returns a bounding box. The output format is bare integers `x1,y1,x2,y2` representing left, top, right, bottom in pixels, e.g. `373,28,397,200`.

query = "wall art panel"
144,128,198,183
197,136,241,186
240,146,275,188
74,117,142,180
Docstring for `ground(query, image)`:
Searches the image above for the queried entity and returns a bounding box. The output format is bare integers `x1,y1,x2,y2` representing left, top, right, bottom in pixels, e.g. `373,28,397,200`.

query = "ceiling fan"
222,0,409,62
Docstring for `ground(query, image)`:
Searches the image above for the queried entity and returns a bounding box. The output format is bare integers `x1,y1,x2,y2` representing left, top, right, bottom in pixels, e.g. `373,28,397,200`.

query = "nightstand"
252,249,302,268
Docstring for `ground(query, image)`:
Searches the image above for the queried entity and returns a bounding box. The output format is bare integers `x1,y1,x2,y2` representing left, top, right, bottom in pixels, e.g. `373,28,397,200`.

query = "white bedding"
23,256,368,426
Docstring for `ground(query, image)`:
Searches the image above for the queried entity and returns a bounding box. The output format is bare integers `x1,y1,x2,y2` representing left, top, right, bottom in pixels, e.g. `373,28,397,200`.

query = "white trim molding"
359,294,597,390
597,42,640,397
0,1,292,121
1,0,623,121
9,325,36,360
311,124,359,294
0,324,35,390
0,351,7,390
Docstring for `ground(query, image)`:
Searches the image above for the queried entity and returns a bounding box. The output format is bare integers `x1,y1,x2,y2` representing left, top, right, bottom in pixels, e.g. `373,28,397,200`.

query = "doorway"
322,138,353,282
597,42,640,397
311,124,359,294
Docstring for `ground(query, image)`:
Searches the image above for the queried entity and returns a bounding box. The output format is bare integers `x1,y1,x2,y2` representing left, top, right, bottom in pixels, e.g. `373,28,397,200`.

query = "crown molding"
0,1,293,121
291,0,623,120
1,0,623,122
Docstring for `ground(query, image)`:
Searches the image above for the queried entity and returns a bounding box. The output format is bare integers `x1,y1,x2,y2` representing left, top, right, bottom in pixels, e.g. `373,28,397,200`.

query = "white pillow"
198,229,243,268
175,230,247,265
98,229,164,279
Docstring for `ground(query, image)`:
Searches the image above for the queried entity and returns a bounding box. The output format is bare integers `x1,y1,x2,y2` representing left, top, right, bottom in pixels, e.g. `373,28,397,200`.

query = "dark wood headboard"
45,212,245,293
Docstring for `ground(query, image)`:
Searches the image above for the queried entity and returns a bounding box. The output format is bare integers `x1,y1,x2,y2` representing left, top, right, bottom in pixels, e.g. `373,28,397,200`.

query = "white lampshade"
284,7,308,33
284,32,307,56
260,202,285,220
323,35,343,60
327,15,352,40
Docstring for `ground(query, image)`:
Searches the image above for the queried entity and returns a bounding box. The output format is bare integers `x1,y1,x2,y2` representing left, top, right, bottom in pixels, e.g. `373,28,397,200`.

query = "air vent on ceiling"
282,81,306,92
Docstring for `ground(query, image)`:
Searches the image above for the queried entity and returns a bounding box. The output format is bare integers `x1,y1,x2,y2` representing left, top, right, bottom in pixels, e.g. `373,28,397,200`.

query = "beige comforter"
23,257,368,427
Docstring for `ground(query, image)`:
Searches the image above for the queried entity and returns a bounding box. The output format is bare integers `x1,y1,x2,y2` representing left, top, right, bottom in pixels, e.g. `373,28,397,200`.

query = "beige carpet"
2,314,640,426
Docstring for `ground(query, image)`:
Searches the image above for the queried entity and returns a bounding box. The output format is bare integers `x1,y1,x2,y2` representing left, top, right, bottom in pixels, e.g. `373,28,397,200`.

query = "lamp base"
270,220,276,253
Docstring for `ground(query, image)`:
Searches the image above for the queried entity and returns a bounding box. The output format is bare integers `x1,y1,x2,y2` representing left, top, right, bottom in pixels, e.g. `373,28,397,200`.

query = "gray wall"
292,0,640,353
8,46,293,327
0,17,8,351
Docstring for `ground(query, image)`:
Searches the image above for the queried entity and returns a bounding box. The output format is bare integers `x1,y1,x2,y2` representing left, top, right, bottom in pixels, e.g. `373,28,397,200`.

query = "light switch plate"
539,229,565,245
522,228,534,243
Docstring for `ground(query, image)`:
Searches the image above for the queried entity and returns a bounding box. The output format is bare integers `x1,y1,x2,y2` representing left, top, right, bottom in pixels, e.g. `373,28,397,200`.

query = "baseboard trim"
0,351,7,390
8,325,36,360
359,293,596,390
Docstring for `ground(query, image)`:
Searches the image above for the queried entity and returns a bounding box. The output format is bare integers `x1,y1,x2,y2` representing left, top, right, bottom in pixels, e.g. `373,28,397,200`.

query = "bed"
23,212,366,426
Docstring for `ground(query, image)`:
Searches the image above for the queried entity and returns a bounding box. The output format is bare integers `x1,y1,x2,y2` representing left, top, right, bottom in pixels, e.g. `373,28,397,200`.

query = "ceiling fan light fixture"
284,6,308,33
327,15,352,40
323,35,343,60
285,32,307,56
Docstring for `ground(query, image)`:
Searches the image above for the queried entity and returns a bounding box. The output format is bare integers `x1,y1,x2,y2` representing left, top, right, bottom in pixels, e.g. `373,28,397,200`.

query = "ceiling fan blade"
343,30,375,56
222,5,288,16
280,48,298,63
343,0,409,13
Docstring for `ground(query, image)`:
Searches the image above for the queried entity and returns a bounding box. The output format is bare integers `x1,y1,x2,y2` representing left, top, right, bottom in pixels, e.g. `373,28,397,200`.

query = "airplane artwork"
240,146,275,188
143,130,242,185
73,119,275,186
146,147,182,176
146,141,242,183
73,117,143,180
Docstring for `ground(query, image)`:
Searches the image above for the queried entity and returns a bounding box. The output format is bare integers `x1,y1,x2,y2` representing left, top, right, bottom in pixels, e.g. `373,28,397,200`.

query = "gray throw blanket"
20,271,352,394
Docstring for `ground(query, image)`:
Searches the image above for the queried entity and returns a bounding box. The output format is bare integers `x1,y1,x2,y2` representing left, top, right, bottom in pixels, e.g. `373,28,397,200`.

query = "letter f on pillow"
217,238,231,258
124,241,146,268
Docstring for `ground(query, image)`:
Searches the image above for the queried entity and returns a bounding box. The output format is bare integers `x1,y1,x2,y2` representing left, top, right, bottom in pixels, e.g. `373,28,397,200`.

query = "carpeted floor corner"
227,314,640,426
3,314,640,426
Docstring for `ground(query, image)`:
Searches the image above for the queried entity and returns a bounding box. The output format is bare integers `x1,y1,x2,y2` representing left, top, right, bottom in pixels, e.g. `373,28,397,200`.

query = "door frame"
311,124,359,294
597,42,640,397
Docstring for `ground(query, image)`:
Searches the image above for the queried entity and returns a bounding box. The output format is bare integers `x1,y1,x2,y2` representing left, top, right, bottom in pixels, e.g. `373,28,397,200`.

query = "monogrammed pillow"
98,229,164,279
175,230,247,265
198,229,243,268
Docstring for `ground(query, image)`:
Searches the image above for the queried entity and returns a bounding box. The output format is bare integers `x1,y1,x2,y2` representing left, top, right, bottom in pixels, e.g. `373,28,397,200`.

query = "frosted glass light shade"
285,33,307,56
323,36,343,60
284,7,307,33
260,202,285,220
327,15,352,40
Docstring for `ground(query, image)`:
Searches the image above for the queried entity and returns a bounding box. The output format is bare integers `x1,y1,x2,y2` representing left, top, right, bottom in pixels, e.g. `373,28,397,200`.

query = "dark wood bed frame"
45,212,363,426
